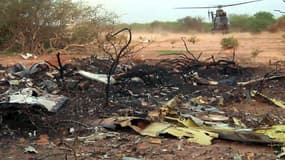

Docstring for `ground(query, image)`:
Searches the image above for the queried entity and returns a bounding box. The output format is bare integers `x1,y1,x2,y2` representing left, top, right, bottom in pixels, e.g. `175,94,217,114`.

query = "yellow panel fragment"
232,117,247,128
139,122,171,137
252,90,285,109
255,125,285,143
162,127,218,145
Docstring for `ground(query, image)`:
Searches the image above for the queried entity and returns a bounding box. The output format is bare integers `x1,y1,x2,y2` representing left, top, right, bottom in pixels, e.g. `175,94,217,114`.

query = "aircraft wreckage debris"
0,49,285,159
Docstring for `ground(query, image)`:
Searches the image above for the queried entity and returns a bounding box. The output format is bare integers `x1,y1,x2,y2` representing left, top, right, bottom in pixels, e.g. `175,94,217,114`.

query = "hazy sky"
88,0,284,23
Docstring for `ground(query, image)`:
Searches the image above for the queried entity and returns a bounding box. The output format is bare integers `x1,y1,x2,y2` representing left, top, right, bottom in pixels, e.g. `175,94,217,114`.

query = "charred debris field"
0,45,285,159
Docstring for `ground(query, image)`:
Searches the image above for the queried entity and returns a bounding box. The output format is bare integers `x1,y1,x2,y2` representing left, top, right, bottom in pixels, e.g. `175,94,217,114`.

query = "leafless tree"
103,28,132,106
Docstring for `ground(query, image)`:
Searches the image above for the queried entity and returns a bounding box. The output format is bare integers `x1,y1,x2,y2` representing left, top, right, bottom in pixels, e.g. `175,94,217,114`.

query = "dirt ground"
0,31,284,66
133,31,285,64
0,31,285,160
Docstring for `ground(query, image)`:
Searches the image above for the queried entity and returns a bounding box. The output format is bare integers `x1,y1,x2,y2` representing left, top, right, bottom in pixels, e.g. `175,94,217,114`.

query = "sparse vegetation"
158,50,184,55
0,0,116,54
119,11,281,33
250,48,262,62
187,36,199,44
170,39,178,48
1,4,281,56
117,16,210,33
251,48,262,58
220,36,239,50
229,12,276,32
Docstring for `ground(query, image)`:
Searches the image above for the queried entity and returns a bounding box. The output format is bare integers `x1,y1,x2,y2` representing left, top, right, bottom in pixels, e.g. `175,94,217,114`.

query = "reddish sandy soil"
0,54,88,67
132,31,285,65
0,31,284,66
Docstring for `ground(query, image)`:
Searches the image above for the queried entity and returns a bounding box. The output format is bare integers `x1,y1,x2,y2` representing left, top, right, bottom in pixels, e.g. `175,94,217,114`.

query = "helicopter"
175,0,263,33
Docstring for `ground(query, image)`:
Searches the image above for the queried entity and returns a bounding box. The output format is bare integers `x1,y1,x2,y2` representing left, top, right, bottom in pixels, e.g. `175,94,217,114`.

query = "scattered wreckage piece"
0,88,67,112
122,157,144,160
115,64,170,86
191,72,285,86
255,125,285,143
148,95,285,144
6,63,50,79
20,53,37,60
251,90,285,109
99,115,285,145
100,117,218,145
77,70,116,85
24,146,38,154
277,147,285,158
77,63,170,86
147,122,217,145
205,125,285,144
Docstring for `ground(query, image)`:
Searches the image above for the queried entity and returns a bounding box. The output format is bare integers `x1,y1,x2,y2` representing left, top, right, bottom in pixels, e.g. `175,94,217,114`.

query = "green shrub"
229,12,276,32
220,36,239,49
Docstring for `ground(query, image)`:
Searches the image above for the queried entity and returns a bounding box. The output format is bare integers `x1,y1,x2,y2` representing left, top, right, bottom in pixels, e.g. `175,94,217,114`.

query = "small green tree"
248,11,276,32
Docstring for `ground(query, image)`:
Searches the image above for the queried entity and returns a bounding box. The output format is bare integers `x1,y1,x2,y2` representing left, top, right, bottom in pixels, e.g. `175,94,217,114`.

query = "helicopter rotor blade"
218,0,263,8
175,6,217,9
174,0,263,9
274,9,285,13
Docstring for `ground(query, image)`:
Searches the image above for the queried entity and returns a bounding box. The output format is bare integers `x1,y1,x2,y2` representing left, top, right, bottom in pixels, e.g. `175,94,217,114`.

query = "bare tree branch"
105,28,132,106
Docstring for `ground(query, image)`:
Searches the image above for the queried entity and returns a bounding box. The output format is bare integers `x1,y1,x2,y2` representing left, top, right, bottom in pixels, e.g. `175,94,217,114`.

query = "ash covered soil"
0,54,285,160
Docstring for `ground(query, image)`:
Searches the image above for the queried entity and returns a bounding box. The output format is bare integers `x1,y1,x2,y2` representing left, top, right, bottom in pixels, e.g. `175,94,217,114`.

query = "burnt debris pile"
0,30,285,159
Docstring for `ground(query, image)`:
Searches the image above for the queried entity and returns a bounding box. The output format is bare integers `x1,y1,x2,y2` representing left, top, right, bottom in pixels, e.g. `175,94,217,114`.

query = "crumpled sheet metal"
6,63,49,79
203,124,285,144
100,117,218,145
100,114,285,145
139,121,218,145
255,125,285,143
0,88,67,112
101,95,285,145
162,126,218,145
164,112,285,144
192,72,285,86
179,112,285,144
77,70,116,84
207,128,273,143
153,95,285,144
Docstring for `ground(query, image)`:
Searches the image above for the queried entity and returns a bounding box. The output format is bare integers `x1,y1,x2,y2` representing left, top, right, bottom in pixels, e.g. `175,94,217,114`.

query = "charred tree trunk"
105,28,132,107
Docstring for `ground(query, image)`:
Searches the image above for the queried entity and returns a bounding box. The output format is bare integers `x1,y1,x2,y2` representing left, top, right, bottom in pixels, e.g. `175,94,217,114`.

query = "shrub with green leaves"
220,36,239,50
229,11,276,33
248,12,276,33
